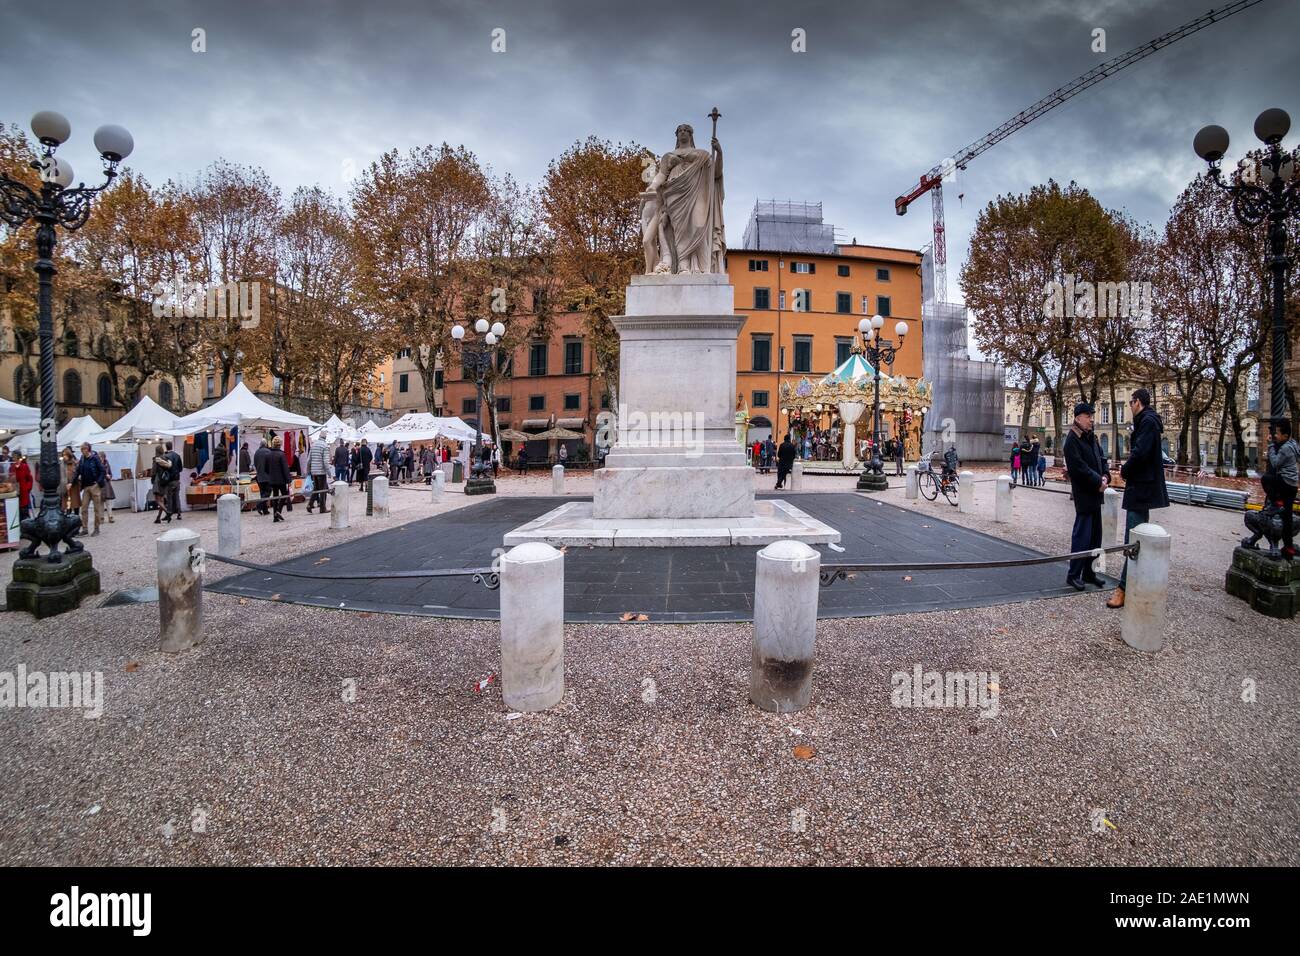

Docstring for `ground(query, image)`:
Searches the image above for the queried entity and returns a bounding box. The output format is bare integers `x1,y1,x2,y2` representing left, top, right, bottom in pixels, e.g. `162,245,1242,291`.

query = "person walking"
1062,402,1108,592
150,443,169,522
263,435,292,523
1010,444,1021,484
159,442,183,522
1021,438,1038,487
1261,418,1298,561
1036,444,1047,486
238,441,252,474
254,439,274,516
1108,388,1170,608
97,450,116,522
894,436,905,476
356,439,373,485
775,434,796,490
306,434,331,514
333,439,349,485
14,453,33,520
73,442,106,536
517,446,529,474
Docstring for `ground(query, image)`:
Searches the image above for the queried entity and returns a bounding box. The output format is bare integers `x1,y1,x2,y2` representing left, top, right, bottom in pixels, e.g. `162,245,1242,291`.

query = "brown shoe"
1106,587,1125,609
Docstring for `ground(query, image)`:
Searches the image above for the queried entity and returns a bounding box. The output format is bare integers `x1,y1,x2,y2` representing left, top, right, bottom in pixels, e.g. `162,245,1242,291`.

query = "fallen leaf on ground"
792,745,817,760
270,593,281,600
620,612,635,622
238,598,248,605
124,662,140,672
315,557,331,564
903,575,912,582
987,681,1000,695
636,614,649,621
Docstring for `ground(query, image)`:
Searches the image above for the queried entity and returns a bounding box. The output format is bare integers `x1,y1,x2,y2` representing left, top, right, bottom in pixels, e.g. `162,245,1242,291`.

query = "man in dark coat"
263,435,292,522
253,439,274,516
356,439,373,484
1062,402,1109,591
775,434,797,490
1109,388,1170,608
1022,438,1039,486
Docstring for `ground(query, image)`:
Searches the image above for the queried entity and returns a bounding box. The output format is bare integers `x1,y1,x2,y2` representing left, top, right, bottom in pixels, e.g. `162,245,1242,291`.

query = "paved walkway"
209,492,1108,622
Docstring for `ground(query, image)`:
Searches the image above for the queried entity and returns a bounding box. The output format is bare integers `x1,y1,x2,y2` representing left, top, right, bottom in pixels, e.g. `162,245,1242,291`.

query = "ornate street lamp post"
450,317,506,495
1194,107,1299,421
855,314,909,492
2,112,132,617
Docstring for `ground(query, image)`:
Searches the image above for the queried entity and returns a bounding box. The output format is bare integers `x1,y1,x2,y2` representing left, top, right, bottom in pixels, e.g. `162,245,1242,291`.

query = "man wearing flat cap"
1062,401,1109,591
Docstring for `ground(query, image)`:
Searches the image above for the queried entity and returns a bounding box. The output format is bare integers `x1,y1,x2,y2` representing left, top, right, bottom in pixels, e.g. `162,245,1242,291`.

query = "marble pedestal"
506,273,840,548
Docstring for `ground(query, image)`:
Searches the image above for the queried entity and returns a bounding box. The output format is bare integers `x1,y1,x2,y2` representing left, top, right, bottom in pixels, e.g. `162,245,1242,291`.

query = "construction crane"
895,0,1266,304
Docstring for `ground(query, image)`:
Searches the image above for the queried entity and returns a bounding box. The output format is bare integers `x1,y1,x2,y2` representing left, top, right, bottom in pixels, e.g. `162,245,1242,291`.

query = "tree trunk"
1109,380,1119,463
1019,368,1038,437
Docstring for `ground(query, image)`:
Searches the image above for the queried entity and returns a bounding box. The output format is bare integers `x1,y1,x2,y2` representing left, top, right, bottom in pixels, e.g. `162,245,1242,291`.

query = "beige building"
1003,360,1261,470
388,347,444,418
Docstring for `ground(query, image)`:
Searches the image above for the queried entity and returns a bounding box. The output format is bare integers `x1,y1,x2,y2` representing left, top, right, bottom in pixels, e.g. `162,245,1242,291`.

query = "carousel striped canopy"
822,353,876,386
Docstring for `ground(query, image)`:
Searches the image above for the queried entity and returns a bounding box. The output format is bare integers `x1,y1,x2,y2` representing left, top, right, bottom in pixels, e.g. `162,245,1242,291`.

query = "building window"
837,264,850,277
96,374,112,407
753,287,770,310
234,372,243,386
62,369,82,404
752,336,771,372
462,397,477,415
792,261,815,274
748,259,769,272
1101,404,1110,424
752,390,770,408
496,396,511,412
877,267,891,282
206,375,215,397
564,340,583,375
1116,402,1125,424
792,289,811,312
779,346,786,371
835,338,852,367
158,380,173,410
396,347,411,359
877,296,892,317
564,393,581,410
836,292,851,314
600,393,610,409
793,336,812,373
62,328,79,357
529,343,548,377
861,295,870,314
435,370,444,390
529,395,545,411
398,373,409,393
778,290,786,310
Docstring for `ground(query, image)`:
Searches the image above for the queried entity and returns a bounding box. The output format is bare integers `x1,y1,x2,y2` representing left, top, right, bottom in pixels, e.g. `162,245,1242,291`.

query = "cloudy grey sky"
2,0,1294,304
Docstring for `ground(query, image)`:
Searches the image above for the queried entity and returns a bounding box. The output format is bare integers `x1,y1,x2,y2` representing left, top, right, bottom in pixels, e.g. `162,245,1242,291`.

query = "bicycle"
917,455,960,506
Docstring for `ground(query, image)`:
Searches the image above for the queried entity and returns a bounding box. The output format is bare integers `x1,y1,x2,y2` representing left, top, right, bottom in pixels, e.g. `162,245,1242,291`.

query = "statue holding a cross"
640,107,726,275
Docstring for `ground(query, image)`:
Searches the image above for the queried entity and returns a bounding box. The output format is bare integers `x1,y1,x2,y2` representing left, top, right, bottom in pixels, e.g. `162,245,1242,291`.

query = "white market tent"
11,414,104,456
310,414,357,443
167,382,317,435
355,413,479,445
0,396,39,432
89,396,179,444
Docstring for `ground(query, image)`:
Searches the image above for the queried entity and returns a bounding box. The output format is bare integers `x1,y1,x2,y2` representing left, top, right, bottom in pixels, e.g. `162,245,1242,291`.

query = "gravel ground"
1,467,1296,865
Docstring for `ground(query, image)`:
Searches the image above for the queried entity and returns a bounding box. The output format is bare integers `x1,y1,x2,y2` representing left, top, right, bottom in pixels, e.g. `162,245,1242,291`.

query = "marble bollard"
791,460,803,491
905,464,918,500
217,493,242,557
995,475,1012,523
552,464,564,495
372,476,390,517
1121,523,1170,653
958,471,975,513
330,480,350,530
431,470,445,501
750,540,820,713
1096,488,1121,576
158,527,203,653
500,543,565,711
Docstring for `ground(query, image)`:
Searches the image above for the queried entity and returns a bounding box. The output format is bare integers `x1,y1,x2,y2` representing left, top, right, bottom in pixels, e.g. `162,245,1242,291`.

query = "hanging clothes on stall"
194,431,210,472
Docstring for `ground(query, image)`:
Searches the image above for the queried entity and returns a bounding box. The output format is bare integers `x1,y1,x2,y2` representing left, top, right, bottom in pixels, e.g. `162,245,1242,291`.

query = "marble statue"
638,111,725,275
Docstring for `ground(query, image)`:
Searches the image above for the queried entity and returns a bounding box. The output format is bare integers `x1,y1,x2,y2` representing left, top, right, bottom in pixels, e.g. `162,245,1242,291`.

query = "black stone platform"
209,493,1109,623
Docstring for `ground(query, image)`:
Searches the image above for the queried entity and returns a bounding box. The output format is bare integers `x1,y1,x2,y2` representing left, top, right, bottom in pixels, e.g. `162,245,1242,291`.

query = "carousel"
778,341,932,474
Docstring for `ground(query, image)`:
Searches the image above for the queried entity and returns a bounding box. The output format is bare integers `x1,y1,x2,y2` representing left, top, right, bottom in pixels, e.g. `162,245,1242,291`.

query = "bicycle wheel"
919,471,938,501
941,477,960,506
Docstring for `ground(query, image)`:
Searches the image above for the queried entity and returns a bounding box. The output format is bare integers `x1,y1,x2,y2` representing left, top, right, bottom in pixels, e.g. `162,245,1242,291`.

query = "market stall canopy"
496,428,531,442
360,413,478,445
823,353,876,386
89,396,179,443
11,414,104,455
311,414,357,443
0,396,39,432
167,383,317,434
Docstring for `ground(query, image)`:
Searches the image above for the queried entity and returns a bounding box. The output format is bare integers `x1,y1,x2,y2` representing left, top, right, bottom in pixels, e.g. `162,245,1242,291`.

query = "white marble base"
504,499,841,548
593,461,754,519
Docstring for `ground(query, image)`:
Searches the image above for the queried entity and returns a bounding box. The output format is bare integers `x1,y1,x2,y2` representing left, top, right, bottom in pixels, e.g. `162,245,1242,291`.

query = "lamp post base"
1225,545,1298,619
856,472,889,492
464,476,497,496
6,551,100,619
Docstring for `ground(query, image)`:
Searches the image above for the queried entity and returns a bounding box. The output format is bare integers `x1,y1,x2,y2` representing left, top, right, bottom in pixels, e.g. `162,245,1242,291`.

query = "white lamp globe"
50,158,74,188
858,317,871,334
485,332,497,345
474,318,489,334
31,111,71,146
871,314,885,330
895,321,909,338
93,124,134,162
490,321,505,337
451,324,465,340
865,326,876,341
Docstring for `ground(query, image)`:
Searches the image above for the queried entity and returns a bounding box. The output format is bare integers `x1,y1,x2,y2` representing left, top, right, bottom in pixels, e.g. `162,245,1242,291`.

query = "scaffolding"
741,200,839,253
920,244,1006,458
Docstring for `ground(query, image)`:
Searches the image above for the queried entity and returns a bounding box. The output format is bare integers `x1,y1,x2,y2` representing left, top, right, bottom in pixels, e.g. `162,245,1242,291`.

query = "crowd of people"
1008,435,1047,486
